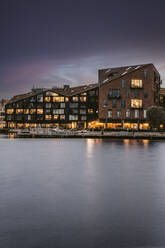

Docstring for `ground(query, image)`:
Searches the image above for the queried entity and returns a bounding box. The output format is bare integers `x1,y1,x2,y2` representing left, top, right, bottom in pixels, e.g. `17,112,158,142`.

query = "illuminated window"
160,95,164,103
24,109,29,114
16,109,23,114
126,109,130,118
37,109,43,114
60,115,65,120
81,92,87,96
30,109,36,114
131,99,142,108
45,115,52,120
53,97,64,102
131,79,143,88
46,91,58,96
134,109,139,118
54,115,59,120
72,96,78,102
65,97,69,102
108,110,112,118
88,109,94,114
45,97,51,102
6,109,14,114
53,109,64,114
80,97,86,102
69,115,78,121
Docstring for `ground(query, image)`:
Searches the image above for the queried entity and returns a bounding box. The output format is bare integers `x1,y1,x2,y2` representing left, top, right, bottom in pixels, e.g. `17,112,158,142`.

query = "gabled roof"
99,63,154,85
7,83,99,104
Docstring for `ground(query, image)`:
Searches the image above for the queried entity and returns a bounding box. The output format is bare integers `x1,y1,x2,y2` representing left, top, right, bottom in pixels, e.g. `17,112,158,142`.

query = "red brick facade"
99,64,161,124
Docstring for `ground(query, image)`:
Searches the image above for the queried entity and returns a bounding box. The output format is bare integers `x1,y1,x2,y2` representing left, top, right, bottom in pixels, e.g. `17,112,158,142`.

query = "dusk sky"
1,0,165,98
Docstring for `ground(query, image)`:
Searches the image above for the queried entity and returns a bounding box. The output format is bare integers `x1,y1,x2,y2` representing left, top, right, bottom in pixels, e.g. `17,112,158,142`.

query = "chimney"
63,85,70,90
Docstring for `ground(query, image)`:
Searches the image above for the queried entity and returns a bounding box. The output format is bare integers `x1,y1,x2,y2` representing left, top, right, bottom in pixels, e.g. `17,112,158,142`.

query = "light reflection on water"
0,137,165,248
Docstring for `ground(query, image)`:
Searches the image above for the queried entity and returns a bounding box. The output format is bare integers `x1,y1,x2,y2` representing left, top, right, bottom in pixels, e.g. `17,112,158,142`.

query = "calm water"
0,137,165,248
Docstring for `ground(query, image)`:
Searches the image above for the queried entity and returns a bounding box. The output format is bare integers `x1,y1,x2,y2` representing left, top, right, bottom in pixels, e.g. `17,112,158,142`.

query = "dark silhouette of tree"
147,106,165,130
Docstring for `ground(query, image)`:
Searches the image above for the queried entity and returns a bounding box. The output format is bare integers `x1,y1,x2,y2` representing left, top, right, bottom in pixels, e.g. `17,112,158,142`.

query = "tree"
147,106,165,130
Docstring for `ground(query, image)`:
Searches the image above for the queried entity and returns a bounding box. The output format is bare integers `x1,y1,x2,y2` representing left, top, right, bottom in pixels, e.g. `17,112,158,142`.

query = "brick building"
99,64,161,129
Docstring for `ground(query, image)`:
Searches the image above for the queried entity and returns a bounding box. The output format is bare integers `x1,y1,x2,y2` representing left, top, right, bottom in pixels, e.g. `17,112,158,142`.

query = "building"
99,63,161,129
5,84,99,129
159,88,165,107
0,99,8,128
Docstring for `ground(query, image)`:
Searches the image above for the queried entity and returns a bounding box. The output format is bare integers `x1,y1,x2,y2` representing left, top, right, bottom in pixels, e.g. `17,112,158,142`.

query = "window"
53,97,64,102
80,97,86,102
6,109,14,114
24,109,29,114
60,103,65,108
16,109,23,114
144,90,148,98
144,69,148,79
144,109,147,118
131,99,142,108
112,99,117,108
103,99,107,107
37,94,43,102
37,109,43,114
109,89,120,98
72,96,78,102
108,110,112,118
53,109,64,114
131,79,143,88
81,115,87,120
45,103,51,108
72,109,78,114
126,89,130,98
160,95,164,103
89,90,95,96
54,115,59,120
65,97,69,102
28,115,31,121
45,115,52,120
121,100,126,108
60,115,65,120
81,92,87,96
30,109,36,114
30,97,35,102
69,115,78,121
45,109,51,114
134,109,139,118
122,79,125,88
134,90,139,98
88,109,94,114
117,110,121,118
46,91,58,96
126,109,130,118
45,97,51,102
80,109,86,114
69,103,78,108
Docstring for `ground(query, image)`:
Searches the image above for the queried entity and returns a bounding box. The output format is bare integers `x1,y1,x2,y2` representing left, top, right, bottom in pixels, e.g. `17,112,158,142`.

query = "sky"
0,0,165,98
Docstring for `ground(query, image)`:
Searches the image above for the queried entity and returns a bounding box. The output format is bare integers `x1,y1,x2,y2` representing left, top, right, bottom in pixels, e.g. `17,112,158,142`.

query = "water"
0,137,165,248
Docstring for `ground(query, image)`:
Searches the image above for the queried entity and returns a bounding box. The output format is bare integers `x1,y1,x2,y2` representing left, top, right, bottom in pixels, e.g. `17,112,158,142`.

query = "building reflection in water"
123,139,149,147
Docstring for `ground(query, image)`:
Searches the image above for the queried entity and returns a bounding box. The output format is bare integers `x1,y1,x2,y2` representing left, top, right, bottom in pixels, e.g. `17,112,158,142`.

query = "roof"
7,83,99,104
99,63,155,85
160,88,165,95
